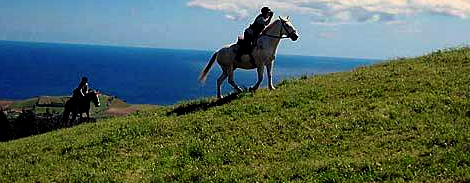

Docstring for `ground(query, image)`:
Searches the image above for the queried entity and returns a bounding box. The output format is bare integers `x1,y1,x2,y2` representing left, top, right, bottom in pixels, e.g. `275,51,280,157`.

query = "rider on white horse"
234,7,274,63
199,14,299,99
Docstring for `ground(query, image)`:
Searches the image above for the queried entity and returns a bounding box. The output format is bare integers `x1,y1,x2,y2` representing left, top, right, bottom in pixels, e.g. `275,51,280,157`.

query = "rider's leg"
235,30,254,62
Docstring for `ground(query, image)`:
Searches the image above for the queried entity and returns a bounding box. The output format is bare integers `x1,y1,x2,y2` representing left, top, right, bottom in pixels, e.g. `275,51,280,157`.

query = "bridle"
262,19,296,39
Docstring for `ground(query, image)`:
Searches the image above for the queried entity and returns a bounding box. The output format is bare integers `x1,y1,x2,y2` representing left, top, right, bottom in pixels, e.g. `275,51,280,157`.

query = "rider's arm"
266,12,273,25
83,83,89,94
80,89,85,97
79,85,86,97
256,16,268,25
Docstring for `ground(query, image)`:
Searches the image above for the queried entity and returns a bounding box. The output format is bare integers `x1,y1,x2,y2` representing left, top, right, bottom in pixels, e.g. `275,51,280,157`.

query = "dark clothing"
73,83,88,98
78,82,88,93
249,14,271,37
69,79,89,115
71,83,88,112
72,87,84,99
71,87,84,109
236,14,272,62
239,28,255,54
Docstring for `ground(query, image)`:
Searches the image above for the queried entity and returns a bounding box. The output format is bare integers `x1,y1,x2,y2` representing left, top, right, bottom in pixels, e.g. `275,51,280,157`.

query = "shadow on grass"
167,92,240,116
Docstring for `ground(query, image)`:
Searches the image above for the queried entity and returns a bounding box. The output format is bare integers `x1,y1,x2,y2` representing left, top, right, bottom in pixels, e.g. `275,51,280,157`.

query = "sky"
1,0,470,59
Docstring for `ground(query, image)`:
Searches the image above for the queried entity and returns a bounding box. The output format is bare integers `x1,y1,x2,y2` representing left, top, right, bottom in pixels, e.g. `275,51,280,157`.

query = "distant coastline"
0,40,379,105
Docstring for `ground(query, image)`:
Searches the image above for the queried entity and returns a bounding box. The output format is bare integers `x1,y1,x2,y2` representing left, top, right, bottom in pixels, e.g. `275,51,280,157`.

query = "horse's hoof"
269,86,276,90
249,87,257,92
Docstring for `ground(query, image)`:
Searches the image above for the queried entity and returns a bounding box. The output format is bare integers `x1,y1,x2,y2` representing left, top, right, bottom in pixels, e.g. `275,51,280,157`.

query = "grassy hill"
1,48,469,182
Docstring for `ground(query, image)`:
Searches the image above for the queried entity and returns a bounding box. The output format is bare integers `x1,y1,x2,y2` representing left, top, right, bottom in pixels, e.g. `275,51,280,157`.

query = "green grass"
1,48,470,182
10,98,38,110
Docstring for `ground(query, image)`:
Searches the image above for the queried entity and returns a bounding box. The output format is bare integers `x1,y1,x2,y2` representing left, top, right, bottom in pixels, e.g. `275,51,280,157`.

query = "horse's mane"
262,19,281,35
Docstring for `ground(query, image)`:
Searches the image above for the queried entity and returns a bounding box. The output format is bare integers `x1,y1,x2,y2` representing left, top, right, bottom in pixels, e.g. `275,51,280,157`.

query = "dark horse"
62,91,100,127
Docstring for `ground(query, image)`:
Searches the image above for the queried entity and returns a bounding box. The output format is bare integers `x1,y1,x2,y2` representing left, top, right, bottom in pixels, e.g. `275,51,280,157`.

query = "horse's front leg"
85,111,90,122
250,67,264,91
266,62,275,90
71,112,77,126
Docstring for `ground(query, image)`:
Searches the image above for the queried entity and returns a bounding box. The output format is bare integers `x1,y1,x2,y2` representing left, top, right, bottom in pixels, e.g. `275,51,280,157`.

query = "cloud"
187,0,470,23
318,30,337,38
187,0,250,20
225,12,248,21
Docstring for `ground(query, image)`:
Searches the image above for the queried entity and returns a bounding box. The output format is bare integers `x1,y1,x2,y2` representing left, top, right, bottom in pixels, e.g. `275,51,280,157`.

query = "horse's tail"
199,51,218,84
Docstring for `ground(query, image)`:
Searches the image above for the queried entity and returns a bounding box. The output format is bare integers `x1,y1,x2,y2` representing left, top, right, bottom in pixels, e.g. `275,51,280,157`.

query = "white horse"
199,16,299,99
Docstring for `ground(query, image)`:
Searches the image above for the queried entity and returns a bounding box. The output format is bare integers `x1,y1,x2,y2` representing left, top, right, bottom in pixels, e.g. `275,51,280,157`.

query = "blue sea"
0,41,378,105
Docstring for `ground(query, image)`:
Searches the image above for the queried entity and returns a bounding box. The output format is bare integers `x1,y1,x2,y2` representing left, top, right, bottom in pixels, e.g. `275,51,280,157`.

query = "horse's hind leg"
217,72,228,99
79,113,83,124
227,68,243,93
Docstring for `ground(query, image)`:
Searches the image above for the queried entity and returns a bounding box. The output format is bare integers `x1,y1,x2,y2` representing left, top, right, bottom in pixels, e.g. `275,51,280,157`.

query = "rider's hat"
261,7,272,14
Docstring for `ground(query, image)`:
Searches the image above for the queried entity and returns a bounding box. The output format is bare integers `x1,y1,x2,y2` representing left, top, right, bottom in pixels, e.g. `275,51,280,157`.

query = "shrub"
0,111,12,141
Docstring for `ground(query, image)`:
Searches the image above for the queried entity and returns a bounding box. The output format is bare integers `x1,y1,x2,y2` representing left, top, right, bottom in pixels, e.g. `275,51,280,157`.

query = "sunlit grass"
1,48,470,182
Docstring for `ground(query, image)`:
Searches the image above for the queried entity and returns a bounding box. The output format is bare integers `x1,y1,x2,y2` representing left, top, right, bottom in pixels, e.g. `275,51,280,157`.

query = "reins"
261,20,296,39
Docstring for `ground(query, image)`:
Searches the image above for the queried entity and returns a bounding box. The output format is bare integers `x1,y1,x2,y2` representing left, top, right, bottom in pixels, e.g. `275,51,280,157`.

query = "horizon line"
0,39,383,60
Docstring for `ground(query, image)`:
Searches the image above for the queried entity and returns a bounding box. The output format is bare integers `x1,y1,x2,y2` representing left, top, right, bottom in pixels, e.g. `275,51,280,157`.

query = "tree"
14,110,38,138
0,111,12,141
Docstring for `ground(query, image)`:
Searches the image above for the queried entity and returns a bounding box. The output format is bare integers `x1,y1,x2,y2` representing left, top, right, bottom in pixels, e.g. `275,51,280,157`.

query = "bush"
0,111,12,141
13,110,38,138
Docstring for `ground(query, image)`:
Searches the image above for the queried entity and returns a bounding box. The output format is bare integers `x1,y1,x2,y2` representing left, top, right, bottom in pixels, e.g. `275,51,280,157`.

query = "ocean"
0,41,378,105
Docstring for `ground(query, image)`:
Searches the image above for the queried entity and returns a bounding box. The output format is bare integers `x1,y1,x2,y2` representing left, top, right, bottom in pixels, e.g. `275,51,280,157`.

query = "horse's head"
88,91,101,107
279,16,299,41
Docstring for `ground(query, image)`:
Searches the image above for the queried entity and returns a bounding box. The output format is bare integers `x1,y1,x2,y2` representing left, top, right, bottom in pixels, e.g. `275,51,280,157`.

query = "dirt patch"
105,106,141,117
37,96,69,105
0,100,14,108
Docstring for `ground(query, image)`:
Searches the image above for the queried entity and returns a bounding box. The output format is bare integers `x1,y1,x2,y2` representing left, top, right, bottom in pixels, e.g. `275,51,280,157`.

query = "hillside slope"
1,48,469,182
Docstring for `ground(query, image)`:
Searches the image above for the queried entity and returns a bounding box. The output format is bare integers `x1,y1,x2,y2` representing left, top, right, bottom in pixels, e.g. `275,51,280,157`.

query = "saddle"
236,35,259,48
235,35,257,67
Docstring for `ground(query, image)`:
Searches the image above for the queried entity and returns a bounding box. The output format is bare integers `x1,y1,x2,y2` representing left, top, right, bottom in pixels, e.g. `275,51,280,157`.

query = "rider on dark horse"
234,7,273,62
63,76,99,127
